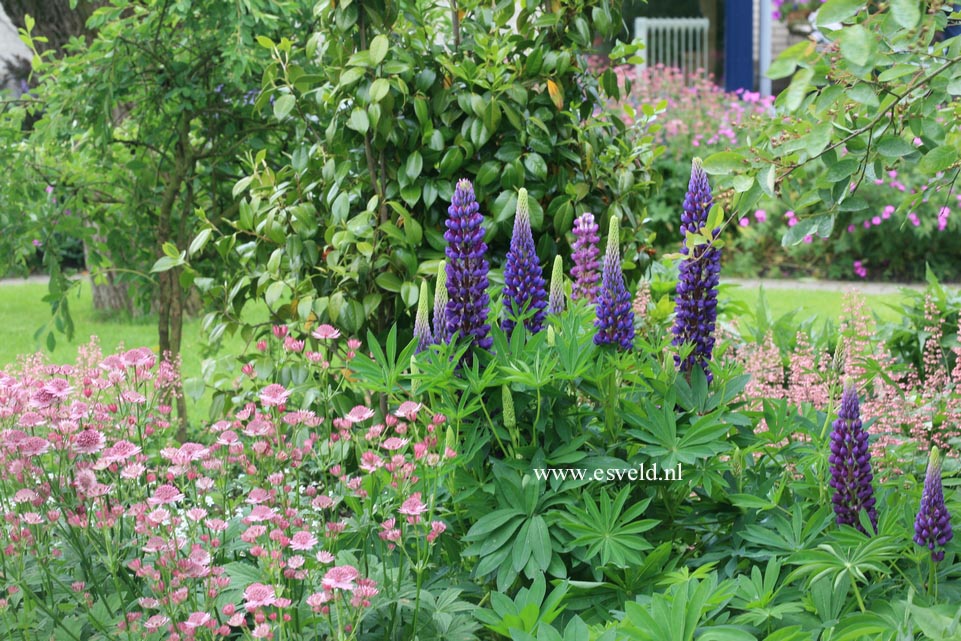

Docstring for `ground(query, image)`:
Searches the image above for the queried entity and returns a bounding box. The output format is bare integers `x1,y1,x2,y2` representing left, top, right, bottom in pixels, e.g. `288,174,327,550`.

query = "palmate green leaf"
559,487,657,568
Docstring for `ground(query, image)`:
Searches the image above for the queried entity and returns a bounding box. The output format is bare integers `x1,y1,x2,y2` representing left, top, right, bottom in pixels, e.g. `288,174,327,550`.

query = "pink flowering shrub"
602,61,961,281
0,332,466,640
731,291,961,470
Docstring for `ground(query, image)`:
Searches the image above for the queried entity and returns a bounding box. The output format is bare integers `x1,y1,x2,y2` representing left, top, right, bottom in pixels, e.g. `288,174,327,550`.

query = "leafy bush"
612,61,961,281
197,0,658,341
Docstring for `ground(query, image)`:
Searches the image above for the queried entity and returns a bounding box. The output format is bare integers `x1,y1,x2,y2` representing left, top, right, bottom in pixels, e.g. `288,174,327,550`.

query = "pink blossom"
315,550,335,564
259,384,291,408
243,583,277,611
359,450,384,472
184,611,212,629
73,429,105,454
311,324,341,340
427,520,447,543
393,402,421,420
345,405,375,424
289,531,318,551
148,483,185,506
381,437,408,451
144,615,170,632
738,217,749,227
322,565,359,591
18,436,50,456
399,492,427,522
306,591,333,611
753,209,767,223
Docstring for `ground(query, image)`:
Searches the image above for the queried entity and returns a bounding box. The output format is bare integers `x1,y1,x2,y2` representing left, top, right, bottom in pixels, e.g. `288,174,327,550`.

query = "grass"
720,284,910,326
0,279,256,422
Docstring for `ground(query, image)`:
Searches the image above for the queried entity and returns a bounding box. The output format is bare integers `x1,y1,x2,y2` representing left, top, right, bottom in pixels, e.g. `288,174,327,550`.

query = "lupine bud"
548,255,565,315
832,336,846,377
829,382,878,534
672,158,721,382
433,261,448,343
414,281,432,353
502,188,547,334
444,179,492,351
502,385,515,430
571,213,600,303
546,325,555,346
914,446,953,562
593,217,635,350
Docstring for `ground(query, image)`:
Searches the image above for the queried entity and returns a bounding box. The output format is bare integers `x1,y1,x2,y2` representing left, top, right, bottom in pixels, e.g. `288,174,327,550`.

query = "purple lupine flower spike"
444,179,492,351
548,256,565,315
414,280,432,353
571,212,600,303
915,446,953,562
433,261,448,344
593,216,635,350
502,188,547,334
672,158,721,382
828,382,878,534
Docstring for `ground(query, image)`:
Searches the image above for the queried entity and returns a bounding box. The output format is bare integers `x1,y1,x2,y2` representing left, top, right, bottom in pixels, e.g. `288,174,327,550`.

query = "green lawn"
0,279,257,421
720,283,910,326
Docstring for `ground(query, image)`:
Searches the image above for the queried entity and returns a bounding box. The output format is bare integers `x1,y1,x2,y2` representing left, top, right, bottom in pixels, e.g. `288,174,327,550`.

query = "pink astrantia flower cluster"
0,328,456,641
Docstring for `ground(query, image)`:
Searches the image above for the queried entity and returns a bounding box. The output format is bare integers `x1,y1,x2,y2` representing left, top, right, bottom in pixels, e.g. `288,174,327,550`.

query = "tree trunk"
81,227,134,316
0,0,103,54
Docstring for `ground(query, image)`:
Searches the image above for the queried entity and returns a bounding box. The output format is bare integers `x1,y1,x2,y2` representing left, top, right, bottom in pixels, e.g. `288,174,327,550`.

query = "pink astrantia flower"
316,550,335,564
399,492,428,522
381,437,408,451
148,484,185,506
359,450,384,472
144,615,170,632
73,429,105,455
99,440,141,465
427,520,447,543
306,591,333,611
393,401,422,420
311,324,341,340
345,405,375,424
259,384,291,408
184,612,212,629
243,583,277,611
289,531,318,551
322,565,359,591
